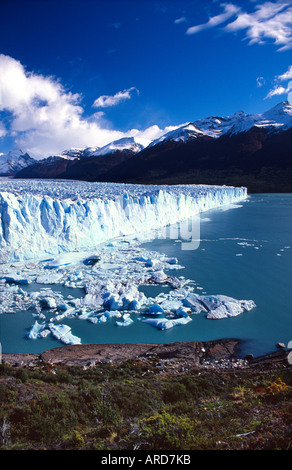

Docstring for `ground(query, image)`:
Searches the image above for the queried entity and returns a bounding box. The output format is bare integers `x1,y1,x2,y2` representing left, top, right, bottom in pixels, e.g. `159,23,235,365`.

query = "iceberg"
48,323,81,345
27,320,46,340
143,316,192,330
183,293,208,313
148,303,165,315
116,313,134,327
201,295,256,319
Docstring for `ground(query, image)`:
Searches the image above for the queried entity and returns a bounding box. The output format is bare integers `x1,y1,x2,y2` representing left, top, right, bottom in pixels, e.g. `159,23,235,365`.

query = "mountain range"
2,101,292,192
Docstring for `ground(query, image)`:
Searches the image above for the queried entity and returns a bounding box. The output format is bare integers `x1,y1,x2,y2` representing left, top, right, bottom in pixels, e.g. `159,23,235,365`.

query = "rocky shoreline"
2,339,291,372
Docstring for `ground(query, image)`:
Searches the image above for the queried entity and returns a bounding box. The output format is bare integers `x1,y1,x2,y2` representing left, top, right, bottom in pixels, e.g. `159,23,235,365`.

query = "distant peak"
262,100,292,122
234,110,245,116
111,137,136,145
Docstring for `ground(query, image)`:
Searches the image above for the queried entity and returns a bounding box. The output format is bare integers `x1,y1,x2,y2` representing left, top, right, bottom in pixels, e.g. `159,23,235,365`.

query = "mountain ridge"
8,101,292,192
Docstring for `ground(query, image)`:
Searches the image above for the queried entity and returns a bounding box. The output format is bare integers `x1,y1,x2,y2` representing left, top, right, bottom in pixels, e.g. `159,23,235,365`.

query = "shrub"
137,410,195,450
15,369,29,383
162,381,190,404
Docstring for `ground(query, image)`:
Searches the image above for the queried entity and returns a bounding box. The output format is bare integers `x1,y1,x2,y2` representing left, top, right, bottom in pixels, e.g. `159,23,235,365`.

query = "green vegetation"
0,359,291,450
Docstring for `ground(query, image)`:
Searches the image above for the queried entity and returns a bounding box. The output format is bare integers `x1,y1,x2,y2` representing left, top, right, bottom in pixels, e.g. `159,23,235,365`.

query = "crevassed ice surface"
0,180,255,350
0,180,246,261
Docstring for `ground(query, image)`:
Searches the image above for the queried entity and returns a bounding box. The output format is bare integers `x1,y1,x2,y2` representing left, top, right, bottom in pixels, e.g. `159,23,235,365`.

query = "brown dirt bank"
2,339,291,371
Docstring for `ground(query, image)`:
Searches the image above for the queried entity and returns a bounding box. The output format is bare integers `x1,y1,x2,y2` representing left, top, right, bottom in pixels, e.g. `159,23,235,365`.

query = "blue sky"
0,0,291,157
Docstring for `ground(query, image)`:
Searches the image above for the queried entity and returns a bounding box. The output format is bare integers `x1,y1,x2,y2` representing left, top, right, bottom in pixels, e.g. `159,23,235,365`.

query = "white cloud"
174,17,187,24
256,76,266,87
266,65,292,98
265,84,292,98
0,55,174,157
276,65,292,81
186,4,241,35
185,1,292,51
225,2,292,50
129,124,181,148
93,87,139,108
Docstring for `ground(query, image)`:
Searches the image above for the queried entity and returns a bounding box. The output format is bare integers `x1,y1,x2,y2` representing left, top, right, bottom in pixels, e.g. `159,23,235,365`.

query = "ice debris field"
0,180,255,346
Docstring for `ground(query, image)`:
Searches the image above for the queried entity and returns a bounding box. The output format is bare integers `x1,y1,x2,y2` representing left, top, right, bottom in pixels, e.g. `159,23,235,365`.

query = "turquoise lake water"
0,194,291,358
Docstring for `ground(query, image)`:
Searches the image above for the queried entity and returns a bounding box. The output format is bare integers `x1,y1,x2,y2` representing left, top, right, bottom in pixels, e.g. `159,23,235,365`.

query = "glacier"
0,180,247,262
0,180,256,347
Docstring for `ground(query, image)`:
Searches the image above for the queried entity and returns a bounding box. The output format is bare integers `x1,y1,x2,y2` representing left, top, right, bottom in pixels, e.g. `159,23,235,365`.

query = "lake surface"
0,194,291,358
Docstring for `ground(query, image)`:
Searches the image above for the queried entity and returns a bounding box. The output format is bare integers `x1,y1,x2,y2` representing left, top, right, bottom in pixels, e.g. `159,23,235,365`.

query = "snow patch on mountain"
88,137,144,157
149,124,205,147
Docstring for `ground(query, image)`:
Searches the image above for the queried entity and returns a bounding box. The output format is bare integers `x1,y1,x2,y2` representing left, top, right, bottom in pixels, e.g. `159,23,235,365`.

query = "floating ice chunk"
116,314,133,326
239,299,256,312
200,295,225,311
175,306,191,318
0,275,30,285
39,329,51,338
143,315,192,330
143,318,173,330
183,293,208,313
36,272,64,284
27,320,46,339
49,323,81,345
107,310,122,318
148,303,165,314
203,295,256,319
78,309,94,320
57,303,68,311
206,305,231,319
49,311,71,321
164,257,178,265
104,293,123,310
128,299,140,311
87,317,98,324
96,314,108,323
79,293,104,310
173,316,192,326
145,258,160,268
151,270,168,283
159,299,183,312
40,297,57,309
89,310,122,324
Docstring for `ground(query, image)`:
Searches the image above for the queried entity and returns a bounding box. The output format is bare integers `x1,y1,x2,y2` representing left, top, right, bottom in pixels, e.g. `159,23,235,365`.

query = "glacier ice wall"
0,181,247,261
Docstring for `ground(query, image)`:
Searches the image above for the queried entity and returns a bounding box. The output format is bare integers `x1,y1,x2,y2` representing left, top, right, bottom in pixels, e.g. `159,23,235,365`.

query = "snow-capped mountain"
148,124,206,147
150,101,292,146
48,137,143,161
55,148,90,160
15,137,143,180
88,137,144,157
100,101,292,193
0,148,36,176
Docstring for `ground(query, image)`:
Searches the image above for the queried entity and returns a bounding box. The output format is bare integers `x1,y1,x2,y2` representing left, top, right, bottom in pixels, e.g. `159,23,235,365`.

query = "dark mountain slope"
61,149,138,181
15,149,138,181
98,127,292,192
15,156,78,179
